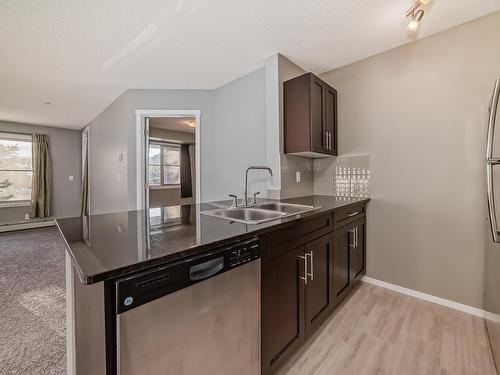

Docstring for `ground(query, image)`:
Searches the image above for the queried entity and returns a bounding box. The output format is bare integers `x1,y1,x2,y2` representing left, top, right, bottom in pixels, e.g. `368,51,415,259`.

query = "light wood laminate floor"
278,282,497,375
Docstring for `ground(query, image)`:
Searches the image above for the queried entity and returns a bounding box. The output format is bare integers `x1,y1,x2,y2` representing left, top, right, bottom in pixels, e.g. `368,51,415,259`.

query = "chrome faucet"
243,166,273,206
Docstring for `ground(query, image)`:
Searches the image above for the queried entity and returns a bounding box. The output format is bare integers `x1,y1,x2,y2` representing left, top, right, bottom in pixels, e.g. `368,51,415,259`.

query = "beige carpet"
0,227,66,375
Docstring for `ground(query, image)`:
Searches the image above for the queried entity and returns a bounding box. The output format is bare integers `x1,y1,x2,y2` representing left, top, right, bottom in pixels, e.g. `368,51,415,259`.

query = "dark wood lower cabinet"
305,234,333,338
350,217,366,287
333,224,351,306
261,244,306,374
333,216,366,306
262,206,367,375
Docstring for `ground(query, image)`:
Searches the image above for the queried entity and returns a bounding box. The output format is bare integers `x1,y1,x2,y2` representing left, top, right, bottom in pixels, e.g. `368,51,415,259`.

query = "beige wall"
0,120,82,224
320,12,500,308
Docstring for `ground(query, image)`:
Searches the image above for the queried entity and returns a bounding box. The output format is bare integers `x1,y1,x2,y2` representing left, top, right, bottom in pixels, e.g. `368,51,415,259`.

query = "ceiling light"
407,10,424,32
406,0,430,32
186,121,196,128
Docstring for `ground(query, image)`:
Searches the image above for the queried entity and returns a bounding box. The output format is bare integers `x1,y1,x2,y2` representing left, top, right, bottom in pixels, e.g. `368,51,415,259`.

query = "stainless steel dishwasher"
115,238,261,375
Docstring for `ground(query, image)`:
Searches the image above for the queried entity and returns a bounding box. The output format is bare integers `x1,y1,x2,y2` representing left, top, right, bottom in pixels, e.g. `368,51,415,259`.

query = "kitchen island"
57,195,369,375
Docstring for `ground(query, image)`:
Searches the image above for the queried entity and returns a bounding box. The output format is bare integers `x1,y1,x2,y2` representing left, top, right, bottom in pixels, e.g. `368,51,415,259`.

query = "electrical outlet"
25,213,30,220
296,171,301,183
69,175,74,181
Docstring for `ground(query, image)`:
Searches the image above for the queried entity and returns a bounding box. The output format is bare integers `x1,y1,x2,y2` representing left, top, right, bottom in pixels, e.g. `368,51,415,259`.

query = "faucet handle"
228,194,238,208
252,192,261,205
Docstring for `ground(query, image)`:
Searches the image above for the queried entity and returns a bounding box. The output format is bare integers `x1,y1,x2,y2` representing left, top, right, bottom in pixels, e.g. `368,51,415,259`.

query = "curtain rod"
149,137,194,145
0,130,34,136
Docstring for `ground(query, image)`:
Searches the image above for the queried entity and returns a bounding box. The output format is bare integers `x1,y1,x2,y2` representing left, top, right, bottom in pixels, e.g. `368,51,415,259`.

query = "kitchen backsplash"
279,155,315,199
314,155,370,198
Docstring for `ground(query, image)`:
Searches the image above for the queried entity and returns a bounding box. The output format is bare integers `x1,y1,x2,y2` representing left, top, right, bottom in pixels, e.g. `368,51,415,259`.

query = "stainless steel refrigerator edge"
484,78,500,371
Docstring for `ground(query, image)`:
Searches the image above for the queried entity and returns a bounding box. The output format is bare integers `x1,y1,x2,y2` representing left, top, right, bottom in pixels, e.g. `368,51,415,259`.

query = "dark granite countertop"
56,195,369,284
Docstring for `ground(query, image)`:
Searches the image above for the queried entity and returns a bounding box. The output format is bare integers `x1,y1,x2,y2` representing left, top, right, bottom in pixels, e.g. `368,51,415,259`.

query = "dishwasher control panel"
228,241,260,267
116,238,260,314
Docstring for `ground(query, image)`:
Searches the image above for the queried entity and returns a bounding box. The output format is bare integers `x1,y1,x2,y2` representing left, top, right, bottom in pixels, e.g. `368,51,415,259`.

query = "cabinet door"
262,246,306,374
305,234,333,338
350,217,366,285
310,76,326,153
324,85,338,155
333,225,351,306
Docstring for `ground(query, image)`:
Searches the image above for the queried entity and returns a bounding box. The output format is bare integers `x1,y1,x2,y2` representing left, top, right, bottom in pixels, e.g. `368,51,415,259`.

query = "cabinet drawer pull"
298,255,308,285
346,211,361,217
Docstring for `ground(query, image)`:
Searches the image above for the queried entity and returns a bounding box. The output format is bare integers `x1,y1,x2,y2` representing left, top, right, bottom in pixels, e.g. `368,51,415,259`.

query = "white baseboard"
0,220,55,233
362,276,486,319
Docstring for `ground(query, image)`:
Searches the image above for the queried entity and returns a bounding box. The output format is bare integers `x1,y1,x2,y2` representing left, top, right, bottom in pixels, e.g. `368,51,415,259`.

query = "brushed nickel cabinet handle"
355,227,359,248
308,251,314,281
298,254,308,285
346,211,361,217
349,229,356,248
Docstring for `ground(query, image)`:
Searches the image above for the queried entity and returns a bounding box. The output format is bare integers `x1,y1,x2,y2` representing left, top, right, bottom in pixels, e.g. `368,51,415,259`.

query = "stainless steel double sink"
202,202,319,225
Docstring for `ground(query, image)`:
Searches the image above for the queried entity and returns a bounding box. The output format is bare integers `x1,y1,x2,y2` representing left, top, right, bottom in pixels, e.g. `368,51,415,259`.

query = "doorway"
135,110,200,233
135,110,201,212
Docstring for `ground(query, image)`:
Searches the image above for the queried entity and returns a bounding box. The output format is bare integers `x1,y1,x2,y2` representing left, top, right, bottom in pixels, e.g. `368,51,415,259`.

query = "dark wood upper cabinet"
284,72,338,157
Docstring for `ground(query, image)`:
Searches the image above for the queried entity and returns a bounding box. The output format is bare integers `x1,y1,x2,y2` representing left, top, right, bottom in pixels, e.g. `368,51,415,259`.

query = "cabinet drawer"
261,213,333,256
333,204,365,229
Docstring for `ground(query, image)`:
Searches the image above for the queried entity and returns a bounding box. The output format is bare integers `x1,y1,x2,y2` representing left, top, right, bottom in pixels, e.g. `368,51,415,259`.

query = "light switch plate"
296,171,301,183
69,175,74,181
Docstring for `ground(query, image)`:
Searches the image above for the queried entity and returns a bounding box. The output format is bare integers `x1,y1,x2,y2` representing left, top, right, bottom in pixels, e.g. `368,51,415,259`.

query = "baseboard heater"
0,219,55,233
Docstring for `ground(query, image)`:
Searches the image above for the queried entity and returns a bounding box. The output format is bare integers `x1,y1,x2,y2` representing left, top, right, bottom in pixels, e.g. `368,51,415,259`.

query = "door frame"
135,109,201,210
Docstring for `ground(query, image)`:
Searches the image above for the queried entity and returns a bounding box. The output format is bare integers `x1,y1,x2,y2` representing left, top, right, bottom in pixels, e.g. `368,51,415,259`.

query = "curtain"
80,130,89,216
180,144,192,198
31,134,51,218
181,205,191,225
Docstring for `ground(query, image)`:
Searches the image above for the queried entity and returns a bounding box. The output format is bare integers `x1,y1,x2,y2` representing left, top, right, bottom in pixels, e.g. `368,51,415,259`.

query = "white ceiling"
1,0,499,130
149,116,196,134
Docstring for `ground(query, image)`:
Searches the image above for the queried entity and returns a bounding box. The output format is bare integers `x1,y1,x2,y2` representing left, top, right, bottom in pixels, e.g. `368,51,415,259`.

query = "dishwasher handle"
189,257,224,281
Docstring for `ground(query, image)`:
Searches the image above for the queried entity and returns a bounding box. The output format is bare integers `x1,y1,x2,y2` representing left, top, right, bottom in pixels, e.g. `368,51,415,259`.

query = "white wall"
87,68,268,213
320,12,500,308
210,67,269,201
88,89,212,214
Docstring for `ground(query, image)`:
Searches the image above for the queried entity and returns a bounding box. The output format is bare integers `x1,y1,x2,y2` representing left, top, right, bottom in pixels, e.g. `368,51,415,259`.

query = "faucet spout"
244,166,273,206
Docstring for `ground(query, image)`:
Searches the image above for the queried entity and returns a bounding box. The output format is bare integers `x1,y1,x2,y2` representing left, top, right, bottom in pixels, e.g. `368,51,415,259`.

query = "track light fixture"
406,0,431,32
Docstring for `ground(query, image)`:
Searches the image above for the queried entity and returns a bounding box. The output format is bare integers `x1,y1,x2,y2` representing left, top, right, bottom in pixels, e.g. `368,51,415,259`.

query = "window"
148,143,181,186
149,206,182,228
0,132,32,205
